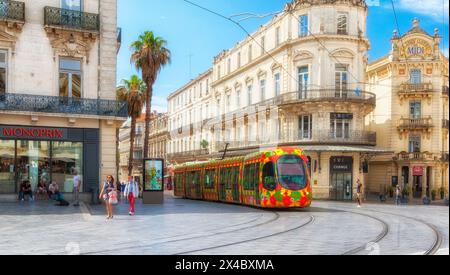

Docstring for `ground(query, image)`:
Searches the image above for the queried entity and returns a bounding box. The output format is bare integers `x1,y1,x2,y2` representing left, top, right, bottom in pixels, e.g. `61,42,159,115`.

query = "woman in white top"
124,176,139,216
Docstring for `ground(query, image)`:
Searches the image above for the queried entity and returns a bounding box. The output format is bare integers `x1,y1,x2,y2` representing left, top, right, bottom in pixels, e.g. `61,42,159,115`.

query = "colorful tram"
174,147,312,208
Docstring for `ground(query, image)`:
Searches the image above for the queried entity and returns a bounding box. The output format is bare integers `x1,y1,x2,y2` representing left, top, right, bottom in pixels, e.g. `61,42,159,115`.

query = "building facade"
366,19,449,199
168,0,387,200
119,112,168,184
118,115,144,183
167,69,212,164
148,112,168,160
0,0,125,198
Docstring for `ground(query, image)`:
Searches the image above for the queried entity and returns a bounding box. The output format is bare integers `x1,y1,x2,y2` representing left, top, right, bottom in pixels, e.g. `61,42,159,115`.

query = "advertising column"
142,158,164,204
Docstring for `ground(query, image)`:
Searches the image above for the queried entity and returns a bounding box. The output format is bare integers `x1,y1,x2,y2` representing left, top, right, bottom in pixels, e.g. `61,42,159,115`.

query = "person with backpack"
124,176,139,216
99,175,117,220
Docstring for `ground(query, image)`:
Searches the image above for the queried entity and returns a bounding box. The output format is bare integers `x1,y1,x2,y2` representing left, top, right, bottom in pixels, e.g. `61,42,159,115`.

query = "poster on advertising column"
142,159,164,204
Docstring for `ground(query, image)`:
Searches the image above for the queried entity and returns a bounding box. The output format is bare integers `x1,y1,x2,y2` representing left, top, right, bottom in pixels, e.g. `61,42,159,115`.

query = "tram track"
355,209,443,255
174,214,316,255
341,211,390,255
82,210,282,255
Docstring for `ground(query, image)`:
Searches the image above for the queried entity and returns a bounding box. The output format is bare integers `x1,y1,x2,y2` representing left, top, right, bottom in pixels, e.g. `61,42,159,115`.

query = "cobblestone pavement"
0,194,448,255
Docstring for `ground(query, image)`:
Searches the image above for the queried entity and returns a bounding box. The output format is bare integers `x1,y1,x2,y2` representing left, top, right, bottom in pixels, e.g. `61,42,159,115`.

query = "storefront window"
0,140,15,193
16,141,51,192
52,142,83,193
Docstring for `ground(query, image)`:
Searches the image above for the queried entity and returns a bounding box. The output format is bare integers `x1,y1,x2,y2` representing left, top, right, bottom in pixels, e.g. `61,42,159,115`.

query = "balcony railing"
44,6,99,32
215,130,377,151
0,93,127,118
398,117,433,130
0,0,25,22
443,119,449,130
396,152,434,161
204,89,376,126
264,89,376,107
399,83,433,93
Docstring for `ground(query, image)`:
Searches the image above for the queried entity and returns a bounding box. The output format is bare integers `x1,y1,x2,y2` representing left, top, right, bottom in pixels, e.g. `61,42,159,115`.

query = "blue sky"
117,0,449,112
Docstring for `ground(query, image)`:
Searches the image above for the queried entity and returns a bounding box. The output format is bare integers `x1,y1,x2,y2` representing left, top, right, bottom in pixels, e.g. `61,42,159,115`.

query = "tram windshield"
277,155,307,190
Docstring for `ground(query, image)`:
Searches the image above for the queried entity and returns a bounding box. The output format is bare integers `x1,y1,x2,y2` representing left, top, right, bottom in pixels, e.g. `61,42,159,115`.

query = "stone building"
167,0,389,200
0,0,125,199
366,19,449,199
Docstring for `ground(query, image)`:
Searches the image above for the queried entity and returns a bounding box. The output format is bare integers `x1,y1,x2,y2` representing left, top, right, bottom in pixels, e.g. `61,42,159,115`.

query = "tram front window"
277,155,307,191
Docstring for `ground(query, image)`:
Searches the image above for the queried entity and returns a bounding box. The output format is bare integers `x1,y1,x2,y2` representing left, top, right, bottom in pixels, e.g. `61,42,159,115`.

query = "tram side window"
220,168,227,187
232,167,239,186
226,168,232,189
262,162,276,191
205,169,215,189
254,163,260,189
243,165,251,190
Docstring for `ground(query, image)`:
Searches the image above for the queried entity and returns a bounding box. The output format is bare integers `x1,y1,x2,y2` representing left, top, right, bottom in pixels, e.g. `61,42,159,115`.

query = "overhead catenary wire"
181,0,445,93
182,0,322,89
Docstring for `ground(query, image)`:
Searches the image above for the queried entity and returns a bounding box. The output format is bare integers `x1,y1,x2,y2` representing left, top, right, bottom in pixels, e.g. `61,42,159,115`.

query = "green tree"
116,75,147,177
130,31,171,158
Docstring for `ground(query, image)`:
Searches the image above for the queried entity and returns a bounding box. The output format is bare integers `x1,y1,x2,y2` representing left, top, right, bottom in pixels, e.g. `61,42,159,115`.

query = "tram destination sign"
0,126,68,140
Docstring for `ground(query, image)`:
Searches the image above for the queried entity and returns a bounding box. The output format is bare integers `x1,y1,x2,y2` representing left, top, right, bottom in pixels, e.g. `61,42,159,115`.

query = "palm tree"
116,75,147,177
130,31,171,159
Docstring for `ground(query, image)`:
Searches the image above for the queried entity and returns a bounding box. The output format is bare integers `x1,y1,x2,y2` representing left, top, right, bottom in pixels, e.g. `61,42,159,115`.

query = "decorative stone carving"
45,30,96,62
293,50,314,62
330,48,355,59
0,26,19,52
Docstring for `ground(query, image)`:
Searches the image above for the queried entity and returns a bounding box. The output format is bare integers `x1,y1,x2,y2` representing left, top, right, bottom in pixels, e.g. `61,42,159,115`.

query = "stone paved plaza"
0,193,448,255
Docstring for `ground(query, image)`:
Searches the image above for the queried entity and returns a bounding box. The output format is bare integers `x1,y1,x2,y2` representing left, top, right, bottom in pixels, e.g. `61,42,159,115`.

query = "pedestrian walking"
72,169,81,207
124,176,139,216
395,184,402,206
356,179,363,208
99,175,117,220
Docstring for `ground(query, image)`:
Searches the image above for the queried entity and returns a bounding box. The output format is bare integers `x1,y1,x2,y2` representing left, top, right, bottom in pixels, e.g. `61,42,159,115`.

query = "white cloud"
396,0,449,22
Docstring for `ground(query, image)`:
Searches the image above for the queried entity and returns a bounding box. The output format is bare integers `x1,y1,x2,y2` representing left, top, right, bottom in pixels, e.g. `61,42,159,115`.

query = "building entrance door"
0,140,16,193
413,176,423,198
330,173,353,201
330,156,353,201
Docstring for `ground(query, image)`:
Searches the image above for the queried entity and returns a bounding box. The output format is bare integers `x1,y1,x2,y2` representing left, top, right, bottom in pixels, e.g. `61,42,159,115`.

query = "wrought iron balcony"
399,82,433,93
44,6,99,32
0,0,24,23
215,130,377,151
0,93,127,118
396,152,434,161
205,89,376,126
398,117,433,131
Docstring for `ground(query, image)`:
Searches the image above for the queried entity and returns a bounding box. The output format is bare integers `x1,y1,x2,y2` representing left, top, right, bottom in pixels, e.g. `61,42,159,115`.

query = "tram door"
185,172,192,198
231,167,240,203
254,164,261,205
219,168,226,201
